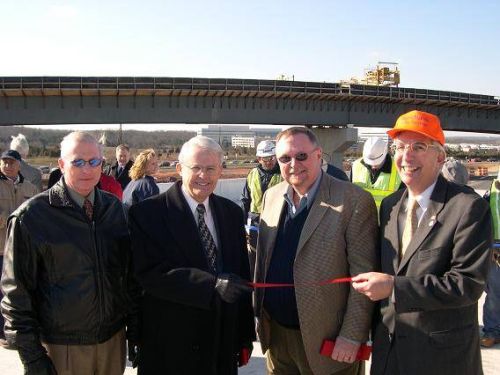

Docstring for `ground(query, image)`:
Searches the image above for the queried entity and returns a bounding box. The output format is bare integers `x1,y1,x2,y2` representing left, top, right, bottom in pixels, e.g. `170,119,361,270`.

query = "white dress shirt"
398,179,438,238
181,186,220,250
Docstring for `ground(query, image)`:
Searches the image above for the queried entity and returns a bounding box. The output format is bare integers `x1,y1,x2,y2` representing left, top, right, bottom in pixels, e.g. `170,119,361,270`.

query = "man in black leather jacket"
0,132,140,375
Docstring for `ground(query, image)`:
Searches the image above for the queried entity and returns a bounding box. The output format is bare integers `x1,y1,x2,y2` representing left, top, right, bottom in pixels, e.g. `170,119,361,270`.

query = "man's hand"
215,273,252,304
24,354,57,375
331,336,360,363
238,342,253,367
352,272,394,301
128,341,140,368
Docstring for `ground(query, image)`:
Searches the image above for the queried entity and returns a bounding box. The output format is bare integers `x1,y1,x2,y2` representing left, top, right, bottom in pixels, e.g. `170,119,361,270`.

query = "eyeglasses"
260,156,275,162
390,142,439,155
277,149,317,164
70,158,103,168
183,164,219,176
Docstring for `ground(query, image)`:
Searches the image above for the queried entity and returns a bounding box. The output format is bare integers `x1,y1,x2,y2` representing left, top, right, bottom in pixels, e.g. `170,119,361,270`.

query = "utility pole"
118,123,123,144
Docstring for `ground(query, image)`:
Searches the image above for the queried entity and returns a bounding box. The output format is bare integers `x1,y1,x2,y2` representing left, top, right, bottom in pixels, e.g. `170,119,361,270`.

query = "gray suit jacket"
254,173,378,375
20,160,42,191
372,175,492,375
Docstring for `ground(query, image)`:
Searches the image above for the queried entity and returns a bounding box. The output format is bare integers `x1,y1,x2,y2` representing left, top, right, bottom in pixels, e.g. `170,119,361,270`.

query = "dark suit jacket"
128,182,255,375
372,175,492,375
105,160,133,190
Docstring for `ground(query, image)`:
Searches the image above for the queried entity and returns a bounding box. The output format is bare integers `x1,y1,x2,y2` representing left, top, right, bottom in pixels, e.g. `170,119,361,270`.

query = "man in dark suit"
104,144,133,190
128,135,255,375
352,110,492,375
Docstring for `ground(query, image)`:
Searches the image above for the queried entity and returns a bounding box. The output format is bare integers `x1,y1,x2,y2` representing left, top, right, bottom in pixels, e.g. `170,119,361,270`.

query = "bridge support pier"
312,127,358,171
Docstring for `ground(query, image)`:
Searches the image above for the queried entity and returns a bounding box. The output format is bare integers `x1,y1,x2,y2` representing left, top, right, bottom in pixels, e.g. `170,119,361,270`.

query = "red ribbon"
248,277,353,288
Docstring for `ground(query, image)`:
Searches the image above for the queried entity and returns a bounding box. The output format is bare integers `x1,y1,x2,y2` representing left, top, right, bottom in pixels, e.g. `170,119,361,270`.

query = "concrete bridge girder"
1,93,499,133
312,127,358,168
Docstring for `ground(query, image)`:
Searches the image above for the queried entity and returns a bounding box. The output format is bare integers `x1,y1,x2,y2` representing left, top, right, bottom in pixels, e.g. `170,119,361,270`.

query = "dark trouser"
378,338,401,375
0,255,4,339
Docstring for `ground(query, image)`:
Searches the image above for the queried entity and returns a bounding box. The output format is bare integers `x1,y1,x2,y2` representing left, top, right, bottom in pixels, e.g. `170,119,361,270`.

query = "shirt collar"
407,179,437,213
284,171,323,216
66,186,95,208
181,184,210,216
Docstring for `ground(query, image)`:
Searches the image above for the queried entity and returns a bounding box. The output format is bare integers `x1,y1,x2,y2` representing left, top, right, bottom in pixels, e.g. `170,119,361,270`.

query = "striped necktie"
196,204,217,274
83,199,93,221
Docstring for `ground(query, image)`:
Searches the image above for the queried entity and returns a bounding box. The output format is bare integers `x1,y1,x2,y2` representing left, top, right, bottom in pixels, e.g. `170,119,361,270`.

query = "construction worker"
481,167,500,347
351,136,402,210
241,140,282,274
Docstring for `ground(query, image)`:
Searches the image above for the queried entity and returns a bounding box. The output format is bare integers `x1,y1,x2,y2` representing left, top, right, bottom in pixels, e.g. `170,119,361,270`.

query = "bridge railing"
1,77,499,106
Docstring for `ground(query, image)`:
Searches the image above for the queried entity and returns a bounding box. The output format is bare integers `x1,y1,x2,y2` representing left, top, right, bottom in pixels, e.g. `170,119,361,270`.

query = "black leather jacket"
0,179,139,364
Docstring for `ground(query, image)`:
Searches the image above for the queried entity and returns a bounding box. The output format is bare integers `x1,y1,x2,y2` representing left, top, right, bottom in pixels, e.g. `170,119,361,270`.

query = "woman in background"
122,149,159,212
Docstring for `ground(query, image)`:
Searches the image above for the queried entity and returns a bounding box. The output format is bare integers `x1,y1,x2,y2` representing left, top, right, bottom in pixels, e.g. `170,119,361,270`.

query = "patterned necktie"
196,204,217,274
401,198,419,257
83,199,93,221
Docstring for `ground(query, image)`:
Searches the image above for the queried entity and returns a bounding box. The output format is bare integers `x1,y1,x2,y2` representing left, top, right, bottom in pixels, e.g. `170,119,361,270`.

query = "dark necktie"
118,166,123,175
83,199,93,221
196,204,217,274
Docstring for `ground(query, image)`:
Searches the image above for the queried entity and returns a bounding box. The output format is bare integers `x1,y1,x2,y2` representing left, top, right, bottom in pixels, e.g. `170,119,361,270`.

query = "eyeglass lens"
71,158,103,168
278,152,309,164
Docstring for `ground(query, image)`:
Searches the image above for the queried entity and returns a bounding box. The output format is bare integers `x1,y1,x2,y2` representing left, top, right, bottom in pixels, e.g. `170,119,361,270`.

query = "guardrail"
1,77,499,106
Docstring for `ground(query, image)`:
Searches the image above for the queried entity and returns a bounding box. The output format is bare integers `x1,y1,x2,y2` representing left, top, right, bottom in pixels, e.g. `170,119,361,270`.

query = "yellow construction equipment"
341,62,400,87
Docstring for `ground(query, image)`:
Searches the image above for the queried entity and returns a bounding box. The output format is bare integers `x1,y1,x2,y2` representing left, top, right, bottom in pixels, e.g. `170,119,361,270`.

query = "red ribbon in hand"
248,277,353,288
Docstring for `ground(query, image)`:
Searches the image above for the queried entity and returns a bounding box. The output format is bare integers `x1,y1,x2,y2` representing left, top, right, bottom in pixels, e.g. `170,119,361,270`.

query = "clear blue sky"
1,0,499,95
2,0,499,136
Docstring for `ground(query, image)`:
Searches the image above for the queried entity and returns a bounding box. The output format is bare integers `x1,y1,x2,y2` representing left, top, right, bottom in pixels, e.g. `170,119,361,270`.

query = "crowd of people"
0,109,497,375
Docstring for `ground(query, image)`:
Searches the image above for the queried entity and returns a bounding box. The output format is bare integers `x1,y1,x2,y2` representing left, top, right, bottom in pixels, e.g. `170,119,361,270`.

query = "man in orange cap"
352,110,492,375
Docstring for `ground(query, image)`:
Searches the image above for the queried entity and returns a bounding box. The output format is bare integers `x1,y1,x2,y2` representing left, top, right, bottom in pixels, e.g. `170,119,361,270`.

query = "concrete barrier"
158,178,246,203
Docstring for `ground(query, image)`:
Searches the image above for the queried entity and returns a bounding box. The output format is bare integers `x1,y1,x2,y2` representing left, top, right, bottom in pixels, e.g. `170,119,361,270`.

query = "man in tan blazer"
254,127,378,375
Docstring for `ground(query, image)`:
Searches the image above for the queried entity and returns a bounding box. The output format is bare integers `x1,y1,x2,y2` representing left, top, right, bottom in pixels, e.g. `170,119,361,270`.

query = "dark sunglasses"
70,158,103,168
278,151,314,164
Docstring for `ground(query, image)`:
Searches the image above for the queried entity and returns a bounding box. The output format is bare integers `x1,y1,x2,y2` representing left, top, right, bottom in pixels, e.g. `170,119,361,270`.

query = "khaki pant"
44,329,126,375
266,319,362,375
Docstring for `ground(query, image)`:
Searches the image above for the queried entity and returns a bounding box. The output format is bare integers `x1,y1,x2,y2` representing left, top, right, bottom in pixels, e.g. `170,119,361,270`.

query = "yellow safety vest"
490,180,500,241
352,158,401,210
247,168,282,214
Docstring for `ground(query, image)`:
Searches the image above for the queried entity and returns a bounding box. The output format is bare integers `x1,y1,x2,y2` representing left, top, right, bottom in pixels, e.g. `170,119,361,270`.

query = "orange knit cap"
387,110,445,145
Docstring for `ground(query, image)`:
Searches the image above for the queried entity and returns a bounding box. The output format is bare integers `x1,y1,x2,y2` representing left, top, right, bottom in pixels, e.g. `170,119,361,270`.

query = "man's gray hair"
179,136,223,165
60,132,101,159
10,134,29,158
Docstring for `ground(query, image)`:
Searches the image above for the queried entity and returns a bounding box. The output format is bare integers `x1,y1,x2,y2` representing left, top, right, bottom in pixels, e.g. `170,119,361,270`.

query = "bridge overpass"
1,76,498,165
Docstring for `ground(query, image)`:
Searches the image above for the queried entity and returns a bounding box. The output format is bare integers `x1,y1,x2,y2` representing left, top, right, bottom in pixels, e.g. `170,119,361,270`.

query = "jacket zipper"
91,220,105,338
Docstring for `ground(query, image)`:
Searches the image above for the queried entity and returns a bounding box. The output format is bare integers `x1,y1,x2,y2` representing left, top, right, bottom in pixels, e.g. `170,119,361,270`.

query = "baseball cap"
363,137,388,166
1,150,22,162
387,110,445,145
256,140,276,157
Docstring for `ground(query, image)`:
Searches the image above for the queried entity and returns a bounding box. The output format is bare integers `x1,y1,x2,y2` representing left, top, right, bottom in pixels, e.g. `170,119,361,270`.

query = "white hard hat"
363,137,388,166
256,140,276,157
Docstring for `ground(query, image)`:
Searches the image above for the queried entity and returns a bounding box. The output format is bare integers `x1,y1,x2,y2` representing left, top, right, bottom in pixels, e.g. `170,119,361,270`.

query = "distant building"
197,125,281,148
232,136,255,148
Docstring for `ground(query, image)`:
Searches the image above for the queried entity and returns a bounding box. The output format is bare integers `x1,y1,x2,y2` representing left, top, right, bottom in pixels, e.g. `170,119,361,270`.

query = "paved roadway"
0,176,497,374
0,295,498,375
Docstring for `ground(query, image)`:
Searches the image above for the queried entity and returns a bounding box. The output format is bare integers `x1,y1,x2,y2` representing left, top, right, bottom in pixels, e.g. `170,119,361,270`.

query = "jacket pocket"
429,324,473,348
418,247,443,260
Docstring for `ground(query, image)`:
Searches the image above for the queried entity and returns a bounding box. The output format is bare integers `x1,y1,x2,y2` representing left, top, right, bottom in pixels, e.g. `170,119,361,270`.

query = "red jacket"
99,174,123,200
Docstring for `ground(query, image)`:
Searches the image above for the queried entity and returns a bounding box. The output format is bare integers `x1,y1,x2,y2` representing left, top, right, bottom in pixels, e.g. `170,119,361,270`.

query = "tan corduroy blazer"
254,173,379,375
